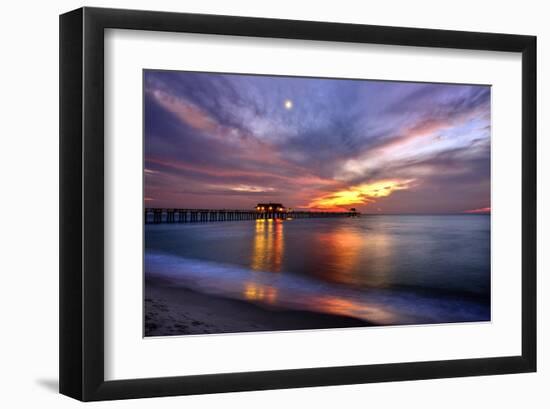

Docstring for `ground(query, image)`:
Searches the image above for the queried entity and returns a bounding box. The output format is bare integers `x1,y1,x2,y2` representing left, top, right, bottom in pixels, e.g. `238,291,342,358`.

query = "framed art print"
60,7,536,401
143,70,492,335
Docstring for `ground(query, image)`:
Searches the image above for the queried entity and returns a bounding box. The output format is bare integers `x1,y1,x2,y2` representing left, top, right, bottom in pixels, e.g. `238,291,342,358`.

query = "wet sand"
144,276,371,336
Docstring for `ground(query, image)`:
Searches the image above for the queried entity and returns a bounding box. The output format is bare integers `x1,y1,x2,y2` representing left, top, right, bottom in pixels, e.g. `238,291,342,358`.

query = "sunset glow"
307,179,414,210
463,207,491,214
144,71,490,213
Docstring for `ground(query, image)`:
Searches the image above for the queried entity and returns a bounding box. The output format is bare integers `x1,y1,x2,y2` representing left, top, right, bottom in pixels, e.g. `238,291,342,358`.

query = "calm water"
145,215,490,326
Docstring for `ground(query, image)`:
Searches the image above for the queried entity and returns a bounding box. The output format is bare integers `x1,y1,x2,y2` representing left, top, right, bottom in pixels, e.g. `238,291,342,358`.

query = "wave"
145,251,490,326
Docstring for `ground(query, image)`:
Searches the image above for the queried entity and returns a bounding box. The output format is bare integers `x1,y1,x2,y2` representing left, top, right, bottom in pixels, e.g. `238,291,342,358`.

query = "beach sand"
144,276,370,336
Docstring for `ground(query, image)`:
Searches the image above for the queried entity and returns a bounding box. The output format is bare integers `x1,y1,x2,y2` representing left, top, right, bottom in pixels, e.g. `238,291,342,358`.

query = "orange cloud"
463,207,491,214
146,157,340,191
149,88,333,178
307,179,414,210
150,88,263,150
151,89,219,134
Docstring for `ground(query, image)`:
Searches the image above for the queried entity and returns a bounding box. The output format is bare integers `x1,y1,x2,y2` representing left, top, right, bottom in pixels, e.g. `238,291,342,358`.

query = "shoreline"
144,276,371,337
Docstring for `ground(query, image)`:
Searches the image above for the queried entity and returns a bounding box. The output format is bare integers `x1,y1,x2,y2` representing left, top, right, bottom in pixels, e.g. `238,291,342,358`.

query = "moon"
284,99,293,110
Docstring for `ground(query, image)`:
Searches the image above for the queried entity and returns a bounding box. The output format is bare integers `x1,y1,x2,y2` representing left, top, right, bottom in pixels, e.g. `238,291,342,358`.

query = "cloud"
307,179,414,210
336,86,491,182
143,71,491,212
463,207,491,214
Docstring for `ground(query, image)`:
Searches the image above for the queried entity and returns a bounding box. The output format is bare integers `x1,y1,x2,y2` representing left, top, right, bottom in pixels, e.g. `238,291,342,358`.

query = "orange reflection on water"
309,295,395,324
315,226,394,287
243,282,278,304
251,219,285,272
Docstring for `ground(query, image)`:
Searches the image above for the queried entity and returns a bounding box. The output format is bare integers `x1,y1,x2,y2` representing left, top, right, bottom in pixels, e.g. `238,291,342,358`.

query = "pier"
145,204,359,224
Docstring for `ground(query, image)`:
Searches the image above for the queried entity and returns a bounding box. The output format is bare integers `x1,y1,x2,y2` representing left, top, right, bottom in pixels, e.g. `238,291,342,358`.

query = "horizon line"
143,206,490,215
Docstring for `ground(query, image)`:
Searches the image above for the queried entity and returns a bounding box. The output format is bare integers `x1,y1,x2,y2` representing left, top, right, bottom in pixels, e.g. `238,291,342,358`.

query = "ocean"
144,214,490,326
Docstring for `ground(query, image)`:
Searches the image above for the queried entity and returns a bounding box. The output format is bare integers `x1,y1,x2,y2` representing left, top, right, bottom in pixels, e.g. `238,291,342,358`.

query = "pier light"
257,203,284,213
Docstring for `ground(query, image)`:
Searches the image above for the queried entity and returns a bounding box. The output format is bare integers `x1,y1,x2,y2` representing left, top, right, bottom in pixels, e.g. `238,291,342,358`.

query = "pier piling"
145,207,359,224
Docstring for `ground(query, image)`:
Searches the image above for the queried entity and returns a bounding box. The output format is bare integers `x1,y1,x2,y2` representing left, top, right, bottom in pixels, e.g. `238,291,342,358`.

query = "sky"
144,70,491,214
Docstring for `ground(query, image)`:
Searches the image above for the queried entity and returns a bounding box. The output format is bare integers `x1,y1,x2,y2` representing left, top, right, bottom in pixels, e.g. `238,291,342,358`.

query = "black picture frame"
60,7,537,401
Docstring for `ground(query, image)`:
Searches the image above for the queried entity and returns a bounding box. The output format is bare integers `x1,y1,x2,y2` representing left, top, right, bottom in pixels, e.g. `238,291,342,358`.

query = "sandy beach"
144,276,370,336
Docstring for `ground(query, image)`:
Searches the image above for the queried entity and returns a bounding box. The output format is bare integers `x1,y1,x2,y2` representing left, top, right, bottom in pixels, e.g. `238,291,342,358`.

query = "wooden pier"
144,208,359,224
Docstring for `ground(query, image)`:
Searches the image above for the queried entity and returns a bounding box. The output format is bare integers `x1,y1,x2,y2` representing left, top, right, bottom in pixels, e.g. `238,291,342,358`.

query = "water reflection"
244,219,399,322
146,215,491,327
251,219,284,272
243,282,278,304
313,226,394,288
306,295,396,323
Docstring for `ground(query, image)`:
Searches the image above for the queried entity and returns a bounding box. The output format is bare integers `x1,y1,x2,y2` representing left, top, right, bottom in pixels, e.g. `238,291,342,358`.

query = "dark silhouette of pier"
144,206,359,224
